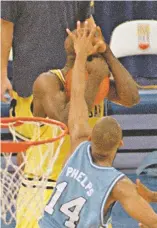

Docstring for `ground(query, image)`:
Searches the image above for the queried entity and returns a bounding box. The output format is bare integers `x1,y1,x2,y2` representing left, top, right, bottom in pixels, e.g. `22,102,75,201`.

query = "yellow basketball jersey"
12,69,104,181
48,69,104,180
14,69,109,228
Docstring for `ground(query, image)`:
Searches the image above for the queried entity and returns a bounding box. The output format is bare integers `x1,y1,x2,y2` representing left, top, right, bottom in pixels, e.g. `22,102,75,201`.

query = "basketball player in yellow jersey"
16,24,139,228
33,24,140,179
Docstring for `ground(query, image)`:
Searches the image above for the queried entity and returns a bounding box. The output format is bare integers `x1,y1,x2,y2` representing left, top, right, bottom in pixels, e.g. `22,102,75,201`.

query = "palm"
67,21,101,57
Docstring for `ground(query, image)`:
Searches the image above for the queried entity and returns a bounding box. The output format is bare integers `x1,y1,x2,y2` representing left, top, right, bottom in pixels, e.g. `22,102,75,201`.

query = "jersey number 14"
45,182,86,228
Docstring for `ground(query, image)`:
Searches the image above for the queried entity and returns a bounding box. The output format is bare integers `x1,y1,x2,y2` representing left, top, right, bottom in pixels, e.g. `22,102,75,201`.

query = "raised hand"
66,21,102,58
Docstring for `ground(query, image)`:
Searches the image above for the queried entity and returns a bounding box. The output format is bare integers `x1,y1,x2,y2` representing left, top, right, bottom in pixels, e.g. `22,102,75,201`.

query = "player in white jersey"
39,21,157,228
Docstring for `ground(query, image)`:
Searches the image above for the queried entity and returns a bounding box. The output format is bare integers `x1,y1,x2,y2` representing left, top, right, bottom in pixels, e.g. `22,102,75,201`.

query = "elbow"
127,91,140,107
126,95,140,108
118,93,140,108
127,85,140,107
120,88,140,108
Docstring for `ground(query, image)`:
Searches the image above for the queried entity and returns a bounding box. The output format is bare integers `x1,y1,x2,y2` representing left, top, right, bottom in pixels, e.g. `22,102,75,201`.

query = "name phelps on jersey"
66,167,94,197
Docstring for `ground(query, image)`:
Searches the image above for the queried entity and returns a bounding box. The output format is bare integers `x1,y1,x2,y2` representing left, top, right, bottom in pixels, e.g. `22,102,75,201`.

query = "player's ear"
119,140,124,148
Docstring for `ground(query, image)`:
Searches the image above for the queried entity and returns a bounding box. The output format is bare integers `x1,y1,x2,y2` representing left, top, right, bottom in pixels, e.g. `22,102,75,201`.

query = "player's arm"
103,45,140,107
85,57,109,112
1,1,20,101
33,72,70,124
136,179,157,203
92,26,140,107
67,21,100,152
111,177,157,228
33,67,102,124
1,19,13,101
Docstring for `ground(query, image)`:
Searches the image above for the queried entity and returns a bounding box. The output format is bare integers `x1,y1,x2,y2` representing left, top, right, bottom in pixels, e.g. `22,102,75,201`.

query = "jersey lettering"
60,197,86,228
45,182,67,214
45,182,86,228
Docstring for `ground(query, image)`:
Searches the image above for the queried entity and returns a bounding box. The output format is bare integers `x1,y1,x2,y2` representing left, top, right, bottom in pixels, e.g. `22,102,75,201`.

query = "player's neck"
95,159,112,167
91,148,113,167
61,55,75,76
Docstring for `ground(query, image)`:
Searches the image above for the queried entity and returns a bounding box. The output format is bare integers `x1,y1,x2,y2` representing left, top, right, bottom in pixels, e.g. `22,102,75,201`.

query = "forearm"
72,55,87,96
103,47,140,107
84,78,100,112
122,197,157,228
1,19,13,77
68,54,89,130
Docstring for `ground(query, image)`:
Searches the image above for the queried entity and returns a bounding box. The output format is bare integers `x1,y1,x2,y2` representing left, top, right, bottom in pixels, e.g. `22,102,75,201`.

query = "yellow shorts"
16,182,55,228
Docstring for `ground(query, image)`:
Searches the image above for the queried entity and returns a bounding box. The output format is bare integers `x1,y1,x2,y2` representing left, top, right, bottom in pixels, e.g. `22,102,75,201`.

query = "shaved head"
91,117,122,156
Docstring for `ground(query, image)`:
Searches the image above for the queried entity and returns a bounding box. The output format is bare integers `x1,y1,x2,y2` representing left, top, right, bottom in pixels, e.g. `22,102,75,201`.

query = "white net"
0,118,67,225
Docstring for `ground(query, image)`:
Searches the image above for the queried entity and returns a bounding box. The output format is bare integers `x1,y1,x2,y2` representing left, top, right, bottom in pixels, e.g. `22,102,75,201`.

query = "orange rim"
0,117,68,153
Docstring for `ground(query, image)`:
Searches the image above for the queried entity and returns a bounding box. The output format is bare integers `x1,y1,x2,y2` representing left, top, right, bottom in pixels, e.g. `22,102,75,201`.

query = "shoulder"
33,71,62,95
111,176,137,201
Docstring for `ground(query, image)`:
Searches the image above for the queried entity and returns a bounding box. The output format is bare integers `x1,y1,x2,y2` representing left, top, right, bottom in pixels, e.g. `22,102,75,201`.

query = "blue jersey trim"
87,145,114,170
100,173,125,227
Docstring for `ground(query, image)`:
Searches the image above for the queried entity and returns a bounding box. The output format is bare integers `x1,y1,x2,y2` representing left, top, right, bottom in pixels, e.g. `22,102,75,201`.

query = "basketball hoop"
0,117,68,225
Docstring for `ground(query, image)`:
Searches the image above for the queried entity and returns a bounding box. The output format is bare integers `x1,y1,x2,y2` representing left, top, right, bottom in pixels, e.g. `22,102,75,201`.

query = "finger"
90,43,101,55
93,43,101,53
76,21,81,37
96,26,103,37
88,25,96,40
83,21,88,37
93,41,104,52
66,28,75,40
136,179,140,185
8,89,13,98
